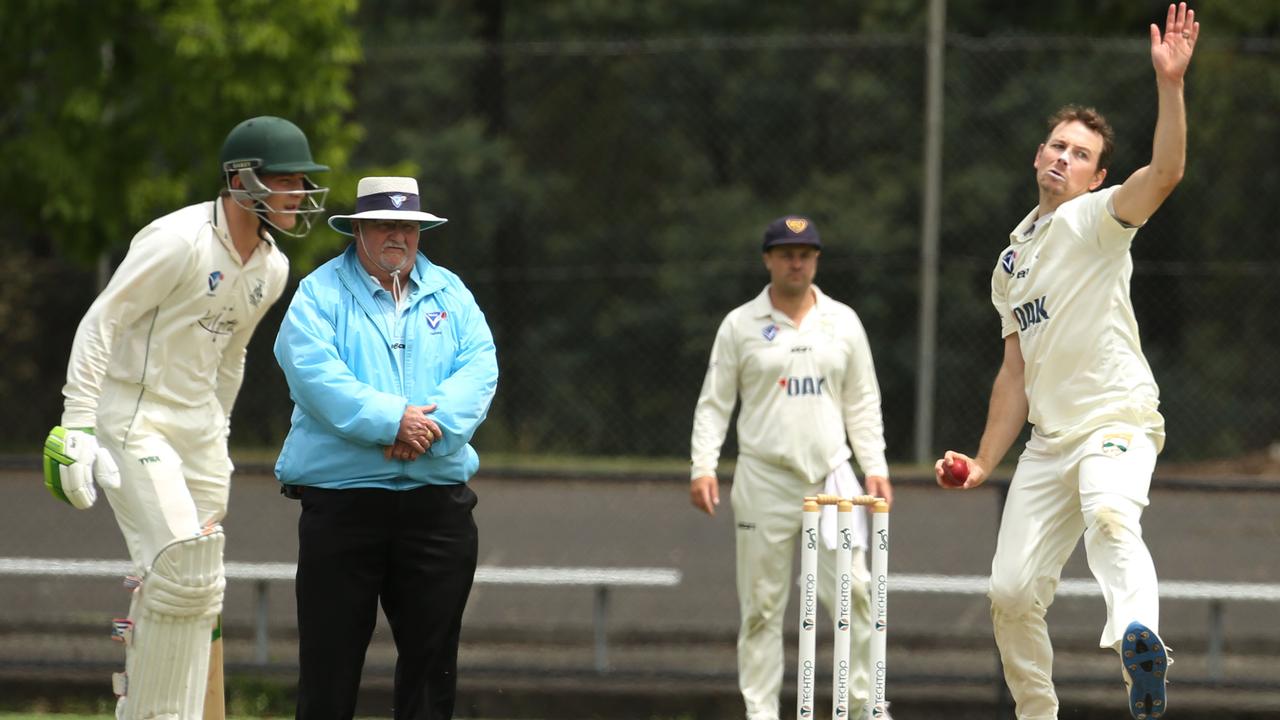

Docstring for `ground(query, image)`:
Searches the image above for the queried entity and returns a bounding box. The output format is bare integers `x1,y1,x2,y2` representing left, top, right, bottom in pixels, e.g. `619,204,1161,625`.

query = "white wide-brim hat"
328,176,448,236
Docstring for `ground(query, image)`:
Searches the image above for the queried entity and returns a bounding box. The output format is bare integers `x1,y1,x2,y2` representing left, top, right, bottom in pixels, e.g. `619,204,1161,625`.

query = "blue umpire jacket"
274,245,498,490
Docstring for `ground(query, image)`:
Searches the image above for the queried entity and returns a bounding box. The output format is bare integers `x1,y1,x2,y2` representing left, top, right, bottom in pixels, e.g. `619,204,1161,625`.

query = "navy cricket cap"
762,215,822,251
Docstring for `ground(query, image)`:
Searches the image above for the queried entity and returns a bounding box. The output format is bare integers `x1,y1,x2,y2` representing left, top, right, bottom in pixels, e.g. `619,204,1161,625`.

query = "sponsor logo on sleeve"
1101,433,1132,457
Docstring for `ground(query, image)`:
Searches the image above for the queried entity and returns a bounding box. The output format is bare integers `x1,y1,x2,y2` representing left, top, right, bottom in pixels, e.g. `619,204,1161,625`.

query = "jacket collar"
337,245,448,297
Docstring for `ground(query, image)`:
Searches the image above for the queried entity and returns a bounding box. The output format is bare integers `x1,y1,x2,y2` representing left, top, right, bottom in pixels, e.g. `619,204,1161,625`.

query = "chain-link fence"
5,34,1279,467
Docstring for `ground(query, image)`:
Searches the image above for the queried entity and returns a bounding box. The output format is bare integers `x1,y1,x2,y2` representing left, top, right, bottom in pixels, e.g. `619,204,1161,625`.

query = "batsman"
41,116,328,718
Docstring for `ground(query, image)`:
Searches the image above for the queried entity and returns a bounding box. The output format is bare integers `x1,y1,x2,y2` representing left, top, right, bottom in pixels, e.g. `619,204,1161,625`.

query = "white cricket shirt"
991,186,1164,442
690,285,889,483
62,200,289,428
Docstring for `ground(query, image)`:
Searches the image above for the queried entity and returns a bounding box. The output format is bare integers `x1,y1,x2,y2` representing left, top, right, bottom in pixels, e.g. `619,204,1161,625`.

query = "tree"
0,0,363,266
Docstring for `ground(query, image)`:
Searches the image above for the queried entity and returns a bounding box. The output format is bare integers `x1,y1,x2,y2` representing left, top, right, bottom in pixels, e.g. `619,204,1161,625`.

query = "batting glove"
42,426,121,509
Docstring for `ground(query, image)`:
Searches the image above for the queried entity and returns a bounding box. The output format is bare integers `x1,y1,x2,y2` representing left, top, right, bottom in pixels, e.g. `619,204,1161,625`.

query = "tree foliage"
5,0,1279,463
342,2,1280,461
0,0,363,265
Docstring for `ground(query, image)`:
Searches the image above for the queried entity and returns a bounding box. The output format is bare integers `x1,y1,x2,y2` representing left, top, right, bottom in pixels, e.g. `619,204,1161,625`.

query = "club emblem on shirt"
1001,250,1017,275
208,271,224,292
761,324,778,341
1101,433,1132,457
248,279,265,307
425,310,448,330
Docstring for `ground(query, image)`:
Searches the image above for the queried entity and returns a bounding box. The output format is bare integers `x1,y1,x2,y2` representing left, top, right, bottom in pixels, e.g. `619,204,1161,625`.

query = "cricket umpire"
274,176,498,720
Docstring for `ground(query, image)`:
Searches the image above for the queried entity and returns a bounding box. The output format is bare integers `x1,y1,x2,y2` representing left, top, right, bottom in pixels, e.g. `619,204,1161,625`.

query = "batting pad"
119,528,226,720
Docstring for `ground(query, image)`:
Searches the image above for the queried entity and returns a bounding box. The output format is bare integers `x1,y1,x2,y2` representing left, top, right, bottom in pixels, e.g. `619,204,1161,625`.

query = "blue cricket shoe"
1122,620,1171,719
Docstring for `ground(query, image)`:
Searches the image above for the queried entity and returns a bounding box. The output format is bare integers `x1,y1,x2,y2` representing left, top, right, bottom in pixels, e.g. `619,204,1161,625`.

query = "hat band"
355,191,420,214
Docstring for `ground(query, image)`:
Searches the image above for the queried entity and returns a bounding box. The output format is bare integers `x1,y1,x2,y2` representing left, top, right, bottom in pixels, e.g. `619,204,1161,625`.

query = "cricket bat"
203,615,226,719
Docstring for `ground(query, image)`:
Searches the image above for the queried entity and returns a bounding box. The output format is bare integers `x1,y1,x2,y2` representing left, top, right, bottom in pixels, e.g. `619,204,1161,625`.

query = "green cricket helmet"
220,116,330,238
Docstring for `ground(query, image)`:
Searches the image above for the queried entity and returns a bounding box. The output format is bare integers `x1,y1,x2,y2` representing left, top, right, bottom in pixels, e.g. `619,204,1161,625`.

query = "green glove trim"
42,455,71,505
41,425,92,506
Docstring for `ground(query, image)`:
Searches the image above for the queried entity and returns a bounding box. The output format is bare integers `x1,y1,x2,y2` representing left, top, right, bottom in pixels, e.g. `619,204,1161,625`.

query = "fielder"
41,116,328,718
935,5,1199,719
690,216,894,720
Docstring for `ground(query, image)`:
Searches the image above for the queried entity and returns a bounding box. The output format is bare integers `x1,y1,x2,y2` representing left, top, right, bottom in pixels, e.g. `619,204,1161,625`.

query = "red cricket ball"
942,457,970,488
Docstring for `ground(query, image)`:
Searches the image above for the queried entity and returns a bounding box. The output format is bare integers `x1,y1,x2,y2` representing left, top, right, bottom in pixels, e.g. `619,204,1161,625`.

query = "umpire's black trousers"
293,483,479,720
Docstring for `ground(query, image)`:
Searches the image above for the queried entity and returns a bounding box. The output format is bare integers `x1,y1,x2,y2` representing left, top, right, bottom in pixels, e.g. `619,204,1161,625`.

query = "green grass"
0,711,290,719
1,715,113,720
1,676,295,717
0,715,361,720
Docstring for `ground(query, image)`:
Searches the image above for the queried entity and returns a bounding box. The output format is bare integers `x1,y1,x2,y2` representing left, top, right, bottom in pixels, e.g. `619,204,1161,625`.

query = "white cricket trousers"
989,424,1161,720
96,378,232,569
731,455,873,720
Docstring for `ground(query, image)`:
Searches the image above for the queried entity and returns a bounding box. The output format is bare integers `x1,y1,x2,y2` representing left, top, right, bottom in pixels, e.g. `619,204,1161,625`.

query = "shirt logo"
778,376,827,396
762,324,778,341
197,307,239,336
1012,296,1050,331
424,310,448,330
389,194,408,208
208,271,224,292
248,279,265,307
1001,250,1017,275
1101,433,1132,457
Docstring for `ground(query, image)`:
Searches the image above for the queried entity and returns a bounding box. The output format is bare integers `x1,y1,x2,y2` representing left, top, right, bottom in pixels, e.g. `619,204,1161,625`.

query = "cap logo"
786,218,808,234
354,191,421,214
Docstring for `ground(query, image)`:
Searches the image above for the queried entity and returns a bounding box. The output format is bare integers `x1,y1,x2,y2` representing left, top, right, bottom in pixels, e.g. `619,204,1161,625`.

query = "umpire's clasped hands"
386,403,443,461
